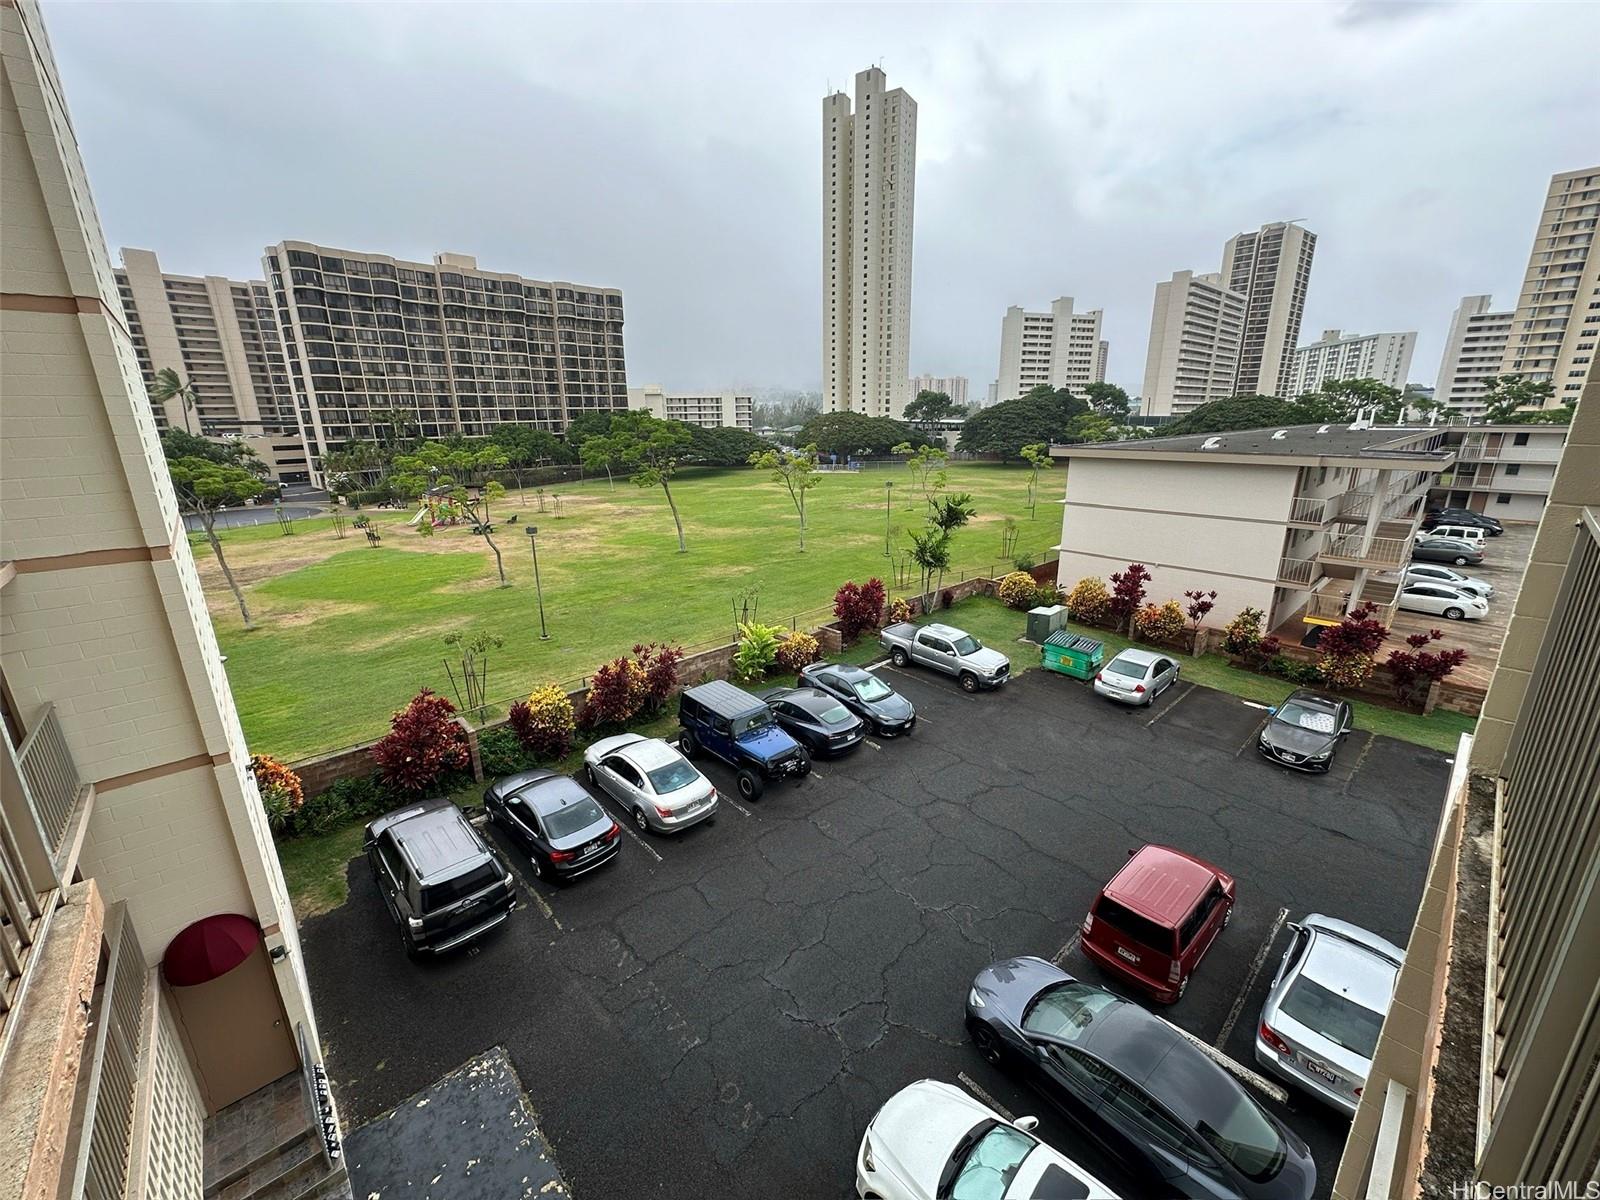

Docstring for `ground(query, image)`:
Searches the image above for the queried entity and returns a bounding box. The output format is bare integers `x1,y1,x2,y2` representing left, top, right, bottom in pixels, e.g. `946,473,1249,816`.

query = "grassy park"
202,463,1060,760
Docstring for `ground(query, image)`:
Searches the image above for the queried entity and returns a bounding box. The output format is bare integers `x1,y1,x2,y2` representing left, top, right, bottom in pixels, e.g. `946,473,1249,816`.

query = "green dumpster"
1041,631,1104,680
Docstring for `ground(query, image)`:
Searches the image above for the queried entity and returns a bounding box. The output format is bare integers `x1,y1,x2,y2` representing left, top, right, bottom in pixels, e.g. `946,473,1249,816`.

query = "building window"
1497,494,1512,505
1514,432,1530,446
1505,463,1521,476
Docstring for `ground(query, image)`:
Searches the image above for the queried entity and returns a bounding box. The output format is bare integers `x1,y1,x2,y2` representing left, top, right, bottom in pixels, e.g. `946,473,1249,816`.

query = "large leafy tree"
682,423,770,467
490,425,570,501
1160,394,1298,436
1479,375,1556,422
150,368,199,433
748,443,820,550
586,412,694,552
167,456,266,628
1082,381,1132,421
956,385,1087,456
391,441,513,583
904,389,956,423
796,411,926,457
1293,378,1406,424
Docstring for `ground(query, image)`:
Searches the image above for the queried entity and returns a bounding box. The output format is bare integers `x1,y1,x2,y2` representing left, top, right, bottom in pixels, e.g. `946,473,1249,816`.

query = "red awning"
162,914,262,987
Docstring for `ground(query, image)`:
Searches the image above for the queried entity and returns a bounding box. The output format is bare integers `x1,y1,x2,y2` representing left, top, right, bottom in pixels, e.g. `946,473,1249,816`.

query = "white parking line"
620,821,663,863
1050,930,1082,967
1156,1016,1288,1105
1145,682,1196,727
1235,719,1269,757
957,1072,1016,1122
1214,907,1289,1050
721,793,752,818
517,880,563,932
1240,700,1275,711
864,738,883,751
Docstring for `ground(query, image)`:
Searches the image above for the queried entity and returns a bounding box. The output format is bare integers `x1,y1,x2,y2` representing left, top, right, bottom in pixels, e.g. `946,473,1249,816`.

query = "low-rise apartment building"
1288,327,1416,395
1428,422,1569,522
628,385,753,430
1052,424,1451,633
1,5,342,1197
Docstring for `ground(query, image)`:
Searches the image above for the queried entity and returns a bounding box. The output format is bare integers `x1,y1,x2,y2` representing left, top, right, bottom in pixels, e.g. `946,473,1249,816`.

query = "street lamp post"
884,481,894,557
526,526,550,640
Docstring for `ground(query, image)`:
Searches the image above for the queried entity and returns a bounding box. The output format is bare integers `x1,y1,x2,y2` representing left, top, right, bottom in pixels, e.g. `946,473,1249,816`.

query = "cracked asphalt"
301,662,1453,1199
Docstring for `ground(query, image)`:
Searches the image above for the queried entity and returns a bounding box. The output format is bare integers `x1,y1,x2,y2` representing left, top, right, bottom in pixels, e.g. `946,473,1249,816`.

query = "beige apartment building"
1051,424,1450,634
994,298,1107,403
1332,376,1598,1199
909,373,968,406
114,248,298,440
1223,221,1317,398
1140,270,1247,417
1435,294,1514,416
263,241,626,482
1,5,344,1198
1288,327,1416,395
628,385,753,430
1428,422,1569,522
1498,165,1599,407
822,66,917,419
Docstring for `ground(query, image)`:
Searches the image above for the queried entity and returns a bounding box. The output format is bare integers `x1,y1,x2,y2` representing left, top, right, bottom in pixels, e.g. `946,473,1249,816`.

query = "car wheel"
633,807,649,833
1454,556,1470,566
959,672,979,693
400,926,420,961
972,1024,1003,1066
1176,975,1188,1001
737,769,765,801
890,648,908,668
1223,904,1234,929
1445,606,1465,620
527,854,544,880
679,730,698,758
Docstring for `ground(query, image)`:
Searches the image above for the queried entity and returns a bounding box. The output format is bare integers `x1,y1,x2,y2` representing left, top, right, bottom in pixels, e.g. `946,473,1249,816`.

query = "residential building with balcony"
1288,327,1416,395
909,374,968,406
1051,424,1452,634
1,5,344,1197
1222,221,1317,399
1140,270,1247,418
1427,422,1569,522
628,385,753,430
1498,166,1600,407
263,241,626,483
114,248,298,439
995,298,1107,403
1332,375,1599,1199
1435,294,1514,416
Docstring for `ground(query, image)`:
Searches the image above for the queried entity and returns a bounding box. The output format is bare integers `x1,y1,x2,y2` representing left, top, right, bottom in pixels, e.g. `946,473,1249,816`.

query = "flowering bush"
1221,607,1266,656
1132,599,1186,644
998,571,1040,610
510,683,577,759
580,658,647,730
833,578,887,642
1316,602,1389,689
250,753,304,835
733,622,784,682
633,642,684,712
372,690,470,793
1065,576,1111,625
1386,630,1468,708
776,630,821,672
888,597,913,624
1108,564,1153,634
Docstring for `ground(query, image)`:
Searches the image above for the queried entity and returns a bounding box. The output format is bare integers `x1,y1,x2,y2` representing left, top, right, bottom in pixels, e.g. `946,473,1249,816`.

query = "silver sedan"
1255,915,1404,1116
583,733,719,835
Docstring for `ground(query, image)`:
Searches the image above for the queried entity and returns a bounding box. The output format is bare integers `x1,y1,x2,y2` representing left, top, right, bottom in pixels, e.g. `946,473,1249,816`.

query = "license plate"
1302,1057,1341,1084
583,840,604,857
1115,946,1140,964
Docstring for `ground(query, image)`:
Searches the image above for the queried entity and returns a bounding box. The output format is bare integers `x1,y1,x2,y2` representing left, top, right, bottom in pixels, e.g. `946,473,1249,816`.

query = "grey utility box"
1027,604,1068,644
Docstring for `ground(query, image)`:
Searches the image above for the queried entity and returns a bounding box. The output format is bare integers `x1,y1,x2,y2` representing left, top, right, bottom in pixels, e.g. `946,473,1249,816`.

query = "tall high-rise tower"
1221,221,1316,398
823,66,917,418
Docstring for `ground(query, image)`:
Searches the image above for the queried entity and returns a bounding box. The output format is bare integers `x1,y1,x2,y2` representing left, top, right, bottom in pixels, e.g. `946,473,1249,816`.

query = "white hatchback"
1398,582,1489,621
856,1079,1117,1200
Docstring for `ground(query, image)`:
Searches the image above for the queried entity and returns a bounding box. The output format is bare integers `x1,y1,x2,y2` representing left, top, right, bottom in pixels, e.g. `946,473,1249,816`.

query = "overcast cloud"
46,1,1600,398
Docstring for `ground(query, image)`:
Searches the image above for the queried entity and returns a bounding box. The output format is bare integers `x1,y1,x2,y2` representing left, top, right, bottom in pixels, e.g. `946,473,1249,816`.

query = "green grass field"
206,464,1060,760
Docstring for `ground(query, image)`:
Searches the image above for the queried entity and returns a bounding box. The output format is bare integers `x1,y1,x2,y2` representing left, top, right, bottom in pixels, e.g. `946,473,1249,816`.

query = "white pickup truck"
879,622,1011,693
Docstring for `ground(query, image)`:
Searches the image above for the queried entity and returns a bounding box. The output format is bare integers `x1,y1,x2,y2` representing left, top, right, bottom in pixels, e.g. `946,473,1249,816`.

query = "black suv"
365,797,515,958
678,680,810,800
1423,508,1503,535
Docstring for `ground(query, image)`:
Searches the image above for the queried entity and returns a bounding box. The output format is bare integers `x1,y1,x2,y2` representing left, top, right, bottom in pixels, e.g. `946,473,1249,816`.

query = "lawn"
204,464,1060,760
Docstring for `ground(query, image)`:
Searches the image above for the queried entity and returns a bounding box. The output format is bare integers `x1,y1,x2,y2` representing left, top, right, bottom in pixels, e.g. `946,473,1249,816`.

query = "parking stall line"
516,878,563,932
1234,719,1269,758
721,793,752,818
1156,1016,1288,1105
1145,682,1197,727
957,1072,1016,1122
620,822,664,863
1050,930,1081,967
864,738,883,751
1214,907,1289,1050
1339,733,1379,793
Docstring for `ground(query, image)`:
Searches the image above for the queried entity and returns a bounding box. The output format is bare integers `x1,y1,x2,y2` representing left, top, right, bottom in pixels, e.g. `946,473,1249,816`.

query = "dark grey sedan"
757,686,866,756
966,956,1315,1200
1409,538,1483,566
483,770,620,881
797,662,916,735
1257,689,1353,772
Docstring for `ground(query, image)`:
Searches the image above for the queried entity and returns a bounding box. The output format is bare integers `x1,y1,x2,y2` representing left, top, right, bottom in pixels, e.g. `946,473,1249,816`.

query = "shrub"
510,683,577,759
1386,630,1468,708
478,725,534,778
1269,655,1325,686
250,753,304,836
1034,583,1063,609
1316,602,1389,689
581,657,645,730
776,630,821,672
633,642,684,712
998,571,1040,610
733,622,784,681
1065,576,1111,626
833,578,887,642
1221,607,1266,656
288,774,389,839
888,597,913,624
372,690,470,794
1013,554,1037,571
1108,563,1153,634
1183,589,1218,651
1132,599,1186,644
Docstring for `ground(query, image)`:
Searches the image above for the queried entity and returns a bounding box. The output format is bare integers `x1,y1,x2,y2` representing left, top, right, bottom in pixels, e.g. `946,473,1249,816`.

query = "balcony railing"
1457,436,1500,460
1305,584,1399,628
1277,555,1318,586
1287,495,1329,525
1320,532,1411,568
16,704,83,856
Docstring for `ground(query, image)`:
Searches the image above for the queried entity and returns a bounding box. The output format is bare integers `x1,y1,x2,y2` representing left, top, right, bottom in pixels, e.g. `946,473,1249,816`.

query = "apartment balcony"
1303,576,1400,628
1318,526,1414,570
1286,494,1331,526
1276,555,1320,587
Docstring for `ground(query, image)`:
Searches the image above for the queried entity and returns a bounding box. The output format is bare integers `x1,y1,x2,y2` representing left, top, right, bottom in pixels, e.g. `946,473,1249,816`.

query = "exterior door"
169,943,300,1113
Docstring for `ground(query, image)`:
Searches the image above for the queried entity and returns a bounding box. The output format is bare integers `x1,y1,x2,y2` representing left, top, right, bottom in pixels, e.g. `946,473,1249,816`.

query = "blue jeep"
677,680,811,801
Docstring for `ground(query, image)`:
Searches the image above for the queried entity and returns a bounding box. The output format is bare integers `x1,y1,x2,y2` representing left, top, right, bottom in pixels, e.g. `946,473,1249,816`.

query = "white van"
1417,524,1488,547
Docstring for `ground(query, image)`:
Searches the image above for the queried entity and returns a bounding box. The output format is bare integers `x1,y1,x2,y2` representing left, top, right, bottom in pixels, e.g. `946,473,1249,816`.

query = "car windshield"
943,1123,1034,1200
542,797,606,840
818,703,853,725
646,759,699,794
952,635,982,655
1104,655,1148,680
732,709,772,737
1280,975,1385,1058
1021,981,1122,1043
852,676,894,703
1274,702,1338,734
1195,1092,1286,1182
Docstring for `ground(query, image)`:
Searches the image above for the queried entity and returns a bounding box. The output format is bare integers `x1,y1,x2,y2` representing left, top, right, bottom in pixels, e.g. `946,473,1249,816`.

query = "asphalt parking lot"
301,659,1453,1199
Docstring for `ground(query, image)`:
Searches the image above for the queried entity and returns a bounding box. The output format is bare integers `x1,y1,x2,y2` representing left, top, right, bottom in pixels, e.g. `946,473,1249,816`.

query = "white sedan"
1403,563,1494,599
856,1079,1117,1200
582,733,718,835
1397,582,1489,621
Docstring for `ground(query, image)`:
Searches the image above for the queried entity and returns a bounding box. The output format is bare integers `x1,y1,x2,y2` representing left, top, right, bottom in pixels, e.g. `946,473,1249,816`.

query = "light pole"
884,481,893,557
526,526,550,640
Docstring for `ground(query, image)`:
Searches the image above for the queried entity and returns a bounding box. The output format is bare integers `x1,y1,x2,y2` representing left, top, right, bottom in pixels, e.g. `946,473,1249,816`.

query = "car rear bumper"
1255,1039,1360,1116
425,904,514,955
1081,935,1180,1003
1091,677,1144,705
553,839,621,877
648,795,718,833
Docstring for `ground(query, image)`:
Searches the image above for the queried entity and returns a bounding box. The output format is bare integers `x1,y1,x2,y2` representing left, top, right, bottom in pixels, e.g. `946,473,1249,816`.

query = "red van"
1081,844,1235,1003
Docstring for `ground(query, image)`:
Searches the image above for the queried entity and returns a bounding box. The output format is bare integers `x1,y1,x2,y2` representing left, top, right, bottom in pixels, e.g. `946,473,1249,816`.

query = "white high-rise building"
994,298,1107,403
1141,270,1247,418
1222,221,1317,398
822,66,917,419
1436,295,1515,416
909,374,969,406
1288,328,1417,395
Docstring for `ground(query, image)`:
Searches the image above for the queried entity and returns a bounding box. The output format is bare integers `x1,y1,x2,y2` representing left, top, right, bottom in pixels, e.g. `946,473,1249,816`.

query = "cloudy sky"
48,1,1599,398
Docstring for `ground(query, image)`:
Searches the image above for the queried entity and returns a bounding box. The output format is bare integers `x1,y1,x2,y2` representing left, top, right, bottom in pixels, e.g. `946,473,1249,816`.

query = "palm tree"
150,367,198,433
